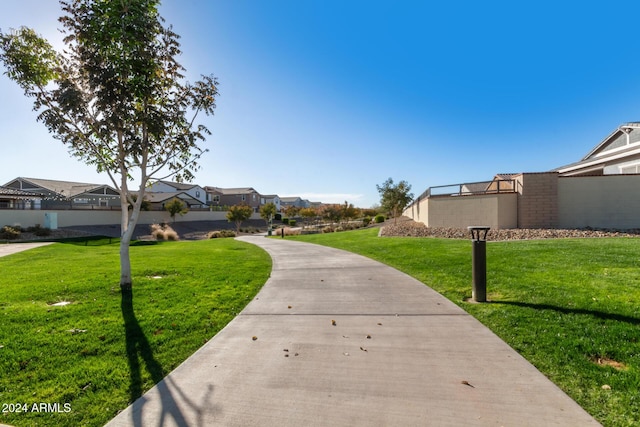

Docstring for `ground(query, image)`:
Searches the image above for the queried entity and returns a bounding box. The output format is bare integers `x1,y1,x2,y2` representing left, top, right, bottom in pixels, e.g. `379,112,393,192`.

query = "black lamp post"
468,226,490,302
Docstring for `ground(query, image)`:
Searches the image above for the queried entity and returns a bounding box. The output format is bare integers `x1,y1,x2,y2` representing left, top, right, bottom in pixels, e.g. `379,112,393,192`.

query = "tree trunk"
120,235,133,291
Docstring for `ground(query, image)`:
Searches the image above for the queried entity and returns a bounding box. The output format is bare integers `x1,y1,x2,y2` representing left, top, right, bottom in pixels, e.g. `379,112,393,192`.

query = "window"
213,195,220,203
620,164,640,174
242,195,246,201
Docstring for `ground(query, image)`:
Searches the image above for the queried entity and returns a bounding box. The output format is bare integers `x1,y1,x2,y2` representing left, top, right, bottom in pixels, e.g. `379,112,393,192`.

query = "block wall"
516,173,558,229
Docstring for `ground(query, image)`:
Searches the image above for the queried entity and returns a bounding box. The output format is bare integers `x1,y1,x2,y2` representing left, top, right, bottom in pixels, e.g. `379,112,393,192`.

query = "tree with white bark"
0,0,219,290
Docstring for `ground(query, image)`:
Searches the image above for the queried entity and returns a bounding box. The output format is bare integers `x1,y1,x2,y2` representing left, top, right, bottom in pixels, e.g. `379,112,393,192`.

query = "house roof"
0,185,42,198
137,191,202,205
205,186,258,195
554,122,640,176
4,177,118,198
155,180,200,191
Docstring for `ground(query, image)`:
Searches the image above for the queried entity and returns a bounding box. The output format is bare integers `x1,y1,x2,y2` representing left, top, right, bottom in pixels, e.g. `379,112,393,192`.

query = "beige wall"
0,210,261,229
404,196,428,225
404,193,517,229
405,172,640,231
558,175,640,229
516,173,558,229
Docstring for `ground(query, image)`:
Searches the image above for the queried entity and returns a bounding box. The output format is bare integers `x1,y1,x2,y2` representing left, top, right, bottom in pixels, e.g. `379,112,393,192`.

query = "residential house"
404,122,640,230
3,177,120,209
147,180,208,207
136,191,203,211
260,194,281,212
205,187,261,210
280,196,311,209
554,122,640,176
0,185,43,210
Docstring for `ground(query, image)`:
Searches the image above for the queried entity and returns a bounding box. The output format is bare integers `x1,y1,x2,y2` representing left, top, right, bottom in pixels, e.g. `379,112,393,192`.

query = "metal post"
468,226,490,303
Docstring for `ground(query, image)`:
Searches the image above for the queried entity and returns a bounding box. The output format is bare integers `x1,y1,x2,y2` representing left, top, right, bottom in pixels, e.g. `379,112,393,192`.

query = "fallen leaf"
366,334,372,339
331,320,336,326
461,380,475,388
602,384,612,390
360,347,368,352
252,336,258,341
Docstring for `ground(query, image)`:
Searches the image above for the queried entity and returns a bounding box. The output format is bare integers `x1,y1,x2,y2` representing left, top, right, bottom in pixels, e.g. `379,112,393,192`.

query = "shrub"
0,226,20,240
150,223,180,241
282,218,289,225
322,226,335,233
363,216,372,226
208,230,236,239
374,214,385,223
279,227,300,236
289,220,297,227
27,224,51,237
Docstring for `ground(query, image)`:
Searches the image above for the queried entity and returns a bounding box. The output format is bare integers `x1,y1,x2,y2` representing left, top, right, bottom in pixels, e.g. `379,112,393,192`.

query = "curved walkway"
106,236,600,426
0,242,53,258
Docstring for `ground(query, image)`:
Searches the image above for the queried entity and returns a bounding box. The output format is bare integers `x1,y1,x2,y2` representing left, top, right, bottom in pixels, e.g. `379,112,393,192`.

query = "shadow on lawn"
121,289,216,426
495,301,640,325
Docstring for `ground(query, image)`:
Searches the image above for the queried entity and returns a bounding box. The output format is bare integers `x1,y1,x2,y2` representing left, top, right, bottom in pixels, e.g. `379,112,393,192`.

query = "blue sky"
1,1,639,207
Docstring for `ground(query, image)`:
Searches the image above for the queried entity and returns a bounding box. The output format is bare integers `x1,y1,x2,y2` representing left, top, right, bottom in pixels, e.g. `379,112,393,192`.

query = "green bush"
374,214,385,223
289,220,297,227
282,218,289,225
0,226,21,240
363,216,372,226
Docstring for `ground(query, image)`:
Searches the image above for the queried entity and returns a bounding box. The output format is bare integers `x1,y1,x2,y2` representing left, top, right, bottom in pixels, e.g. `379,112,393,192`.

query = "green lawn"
0,238,271,427
290,228,640,427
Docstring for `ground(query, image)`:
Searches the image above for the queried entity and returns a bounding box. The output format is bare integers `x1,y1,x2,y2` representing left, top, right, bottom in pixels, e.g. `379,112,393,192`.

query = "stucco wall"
428,194,517,229
558,175,640,229
404,193,517,229
404,196,428,225
0,210,260,229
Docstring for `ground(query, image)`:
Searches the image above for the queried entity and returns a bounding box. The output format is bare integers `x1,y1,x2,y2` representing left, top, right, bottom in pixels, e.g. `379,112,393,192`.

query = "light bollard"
468,226,490,303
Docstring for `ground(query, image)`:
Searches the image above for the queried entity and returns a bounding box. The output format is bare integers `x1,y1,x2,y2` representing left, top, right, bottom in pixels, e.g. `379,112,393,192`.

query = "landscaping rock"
380,220,640,241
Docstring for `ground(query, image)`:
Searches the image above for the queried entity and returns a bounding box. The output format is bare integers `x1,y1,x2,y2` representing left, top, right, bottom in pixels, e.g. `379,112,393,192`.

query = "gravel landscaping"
380,219,640,241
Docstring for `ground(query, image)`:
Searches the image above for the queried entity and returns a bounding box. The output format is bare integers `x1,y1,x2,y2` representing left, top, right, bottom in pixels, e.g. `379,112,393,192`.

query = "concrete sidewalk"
0,242,53,258
106,236,600,426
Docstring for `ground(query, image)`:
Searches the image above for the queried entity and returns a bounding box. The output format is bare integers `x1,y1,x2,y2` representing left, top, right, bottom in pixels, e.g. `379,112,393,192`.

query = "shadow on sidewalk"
121,289,217,426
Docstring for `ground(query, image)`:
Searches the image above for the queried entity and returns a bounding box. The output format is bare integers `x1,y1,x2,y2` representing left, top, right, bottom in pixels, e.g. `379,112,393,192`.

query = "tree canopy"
376,178,414,222
227,204,254,233
0,0,219,288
